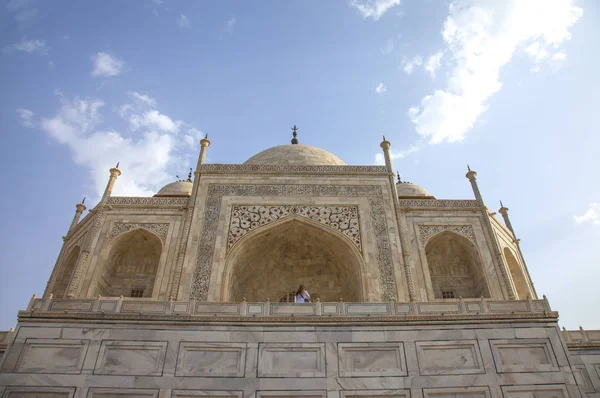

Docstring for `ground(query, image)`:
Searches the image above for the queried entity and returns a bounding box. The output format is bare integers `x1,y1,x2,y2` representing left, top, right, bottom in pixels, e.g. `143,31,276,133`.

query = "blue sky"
0,0,598,330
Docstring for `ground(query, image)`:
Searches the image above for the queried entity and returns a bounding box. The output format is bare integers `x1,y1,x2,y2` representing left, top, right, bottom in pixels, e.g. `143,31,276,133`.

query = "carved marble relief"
109,222,170,245
191,184,396,301
418,225,476,245
228,205,361,251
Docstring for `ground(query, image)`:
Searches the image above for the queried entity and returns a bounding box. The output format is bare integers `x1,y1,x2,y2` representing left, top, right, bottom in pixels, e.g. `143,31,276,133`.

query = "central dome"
244,144,346,166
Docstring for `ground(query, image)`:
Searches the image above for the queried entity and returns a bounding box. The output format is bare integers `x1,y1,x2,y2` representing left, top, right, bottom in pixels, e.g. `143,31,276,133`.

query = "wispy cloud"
374,144,421,165
381,39,394,55
401,55,422,74
16,108,34,127
177,13,191,28
424,51,443,78
91,52,126,77
4,37,49,54
375,82,387,95
226,17,237,34
350,0,401,21
40,91,201,199
574,203,600,225
408,0,583,145
7,0,38,28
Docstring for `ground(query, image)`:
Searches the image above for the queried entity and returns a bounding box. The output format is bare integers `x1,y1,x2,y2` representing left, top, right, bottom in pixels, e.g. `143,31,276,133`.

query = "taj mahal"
0,130,598,398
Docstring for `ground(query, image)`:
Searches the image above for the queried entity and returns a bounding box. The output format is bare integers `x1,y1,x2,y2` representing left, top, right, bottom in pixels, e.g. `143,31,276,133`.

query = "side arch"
95,228,163,298
424,231,490,299
222,215,369,302
54,245,81,298
503,247,530,299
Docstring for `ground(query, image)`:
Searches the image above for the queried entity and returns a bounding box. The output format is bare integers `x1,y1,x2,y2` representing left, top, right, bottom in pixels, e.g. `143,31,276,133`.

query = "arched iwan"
425,231,490,299
222,215,368,302
54,246,80,298
96,228,163,298
504,247,530,300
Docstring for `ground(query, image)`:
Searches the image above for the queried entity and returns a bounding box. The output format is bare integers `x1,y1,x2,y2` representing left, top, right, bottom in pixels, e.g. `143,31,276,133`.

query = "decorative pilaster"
465,166,516,300
170,135,211,299
499,201,538,299
381,137,417,302
66,164,120,298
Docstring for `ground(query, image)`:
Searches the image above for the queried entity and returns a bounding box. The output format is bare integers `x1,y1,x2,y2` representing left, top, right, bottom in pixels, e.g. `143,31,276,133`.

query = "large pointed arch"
425,231,490,299
504,247,530,300
221,215,367,302
96,228,163,298
54,246,80,298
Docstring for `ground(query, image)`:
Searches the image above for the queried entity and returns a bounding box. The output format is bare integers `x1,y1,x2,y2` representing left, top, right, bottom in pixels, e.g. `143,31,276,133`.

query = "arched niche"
54,246,80,298
223,216,365,302
504,247,530,299
101,228,162,298
425,231,490,299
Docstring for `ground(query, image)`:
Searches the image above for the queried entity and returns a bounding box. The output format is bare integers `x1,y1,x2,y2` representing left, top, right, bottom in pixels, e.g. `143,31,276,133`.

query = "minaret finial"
116,161,120,169
188,168,192,181
396,171,401,183
176,175,180,180
383,135,386,141
500,200,504,208
467,164,471,171
291,125,299,144
82,197,86,204
205,133,208,139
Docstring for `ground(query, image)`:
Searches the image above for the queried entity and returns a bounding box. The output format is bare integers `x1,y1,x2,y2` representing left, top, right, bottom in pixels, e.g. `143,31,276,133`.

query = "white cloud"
226,17,237,34
16,108,34,127
118,93,178,133
552,51,567,61
381,39,394,55
424,51,443,77
4,37,49,54
374,144,421,165
129,91,157,107
91,52,126,77
350,0,401,21
177,14,191,28
408,0,582,145
574,203,600,225
39,92,201,199
375,82,387,95
401,55,422,74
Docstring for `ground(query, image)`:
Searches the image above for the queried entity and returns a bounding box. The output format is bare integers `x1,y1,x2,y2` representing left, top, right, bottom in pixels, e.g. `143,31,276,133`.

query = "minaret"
379,136,392,172
196,134,211,169
101,163,122,204
67,198,87,234
499,201,538,299
465,166,516,300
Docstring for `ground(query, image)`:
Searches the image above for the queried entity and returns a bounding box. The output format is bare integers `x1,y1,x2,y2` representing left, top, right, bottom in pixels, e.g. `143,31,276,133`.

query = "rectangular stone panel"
338,342,407,377
98,301,117,312
15,339,88,374
171,391,243,398
415,340,484,375
247,303,264,315
488,301,529,313
94,340,167,376
195,303,240,315
256,391,326,398
345,303,390,315
176,342,246,377
322,303,339,315
2,387,75,398
417,302,461,314
120,301,167,314
87,389,159,398
490,339,559,373
573,364,595,393
271,303,316,315
258,343,326,378
501,384,569,398
423,387,490,398
341,390,410,398
48,300,94,312
173,302,190,314
395,303,413,314
466,302,483,313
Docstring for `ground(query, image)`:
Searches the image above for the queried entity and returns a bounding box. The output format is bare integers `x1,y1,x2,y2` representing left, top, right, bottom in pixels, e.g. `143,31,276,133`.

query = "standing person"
295,285,310,303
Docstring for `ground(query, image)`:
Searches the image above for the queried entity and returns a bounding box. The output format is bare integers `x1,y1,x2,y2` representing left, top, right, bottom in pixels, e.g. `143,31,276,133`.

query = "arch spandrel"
221,216,369,303
54,245,81,298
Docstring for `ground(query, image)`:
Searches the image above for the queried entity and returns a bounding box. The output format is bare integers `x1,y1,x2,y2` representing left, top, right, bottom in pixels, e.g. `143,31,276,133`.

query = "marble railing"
562,327,600,347
19,296,553,319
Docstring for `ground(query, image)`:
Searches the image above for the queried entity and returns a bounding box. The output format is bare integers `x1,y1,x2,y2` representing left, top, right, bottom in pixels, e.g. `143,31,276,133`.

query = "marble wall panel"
490,339,559,373
120,302,167,314
176,342,246,377
48,300,94,312
1,387,75,398
86,388,159,398
415,340,485,375
345,303,389,315
340,390,410,398
94,340,167,376
256,391,326,398
417,303,461,314
573,364,596,393
500,384,569,398
422,386,491,398
258,343,326,378
15,339,88,374
271,304,315,316
338,342,407,377
195,303,240,315
171,391,243,398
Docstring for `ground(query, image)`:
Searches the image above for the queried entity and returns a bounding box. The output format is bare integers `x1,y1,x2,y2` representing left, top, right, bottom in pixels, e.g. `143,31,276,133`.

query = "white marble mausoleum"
1,130,599,398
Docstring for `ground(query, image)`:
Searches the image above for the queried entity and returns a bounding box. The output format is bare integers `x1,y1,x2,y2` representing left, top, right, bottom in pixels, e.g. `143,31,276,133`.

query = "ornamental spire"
291,125,299,144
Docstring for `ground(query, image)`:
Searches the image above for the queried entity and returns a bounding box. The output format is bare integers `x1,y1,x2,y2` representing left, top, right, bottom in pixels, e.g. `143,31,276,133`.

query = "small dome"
396,181,434,199
155,180,192,197
244,144,346,166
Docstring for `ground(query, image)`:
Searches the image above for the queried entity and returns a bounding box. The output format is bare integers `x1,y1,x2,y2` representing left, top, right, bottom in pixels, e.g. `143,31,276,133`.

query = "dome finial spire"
291,125,299,144
396,171,402,183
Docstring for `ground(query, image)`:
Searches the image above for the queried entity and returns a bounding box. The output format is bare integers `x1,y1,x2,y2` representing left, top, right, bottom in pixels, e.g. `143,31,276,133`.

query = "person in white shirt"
295,285,310,303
